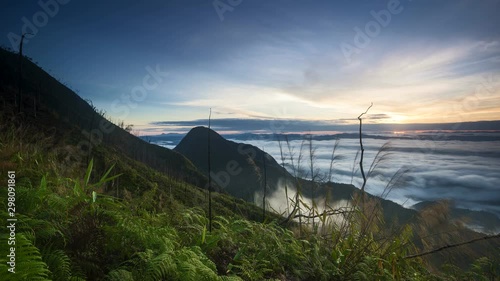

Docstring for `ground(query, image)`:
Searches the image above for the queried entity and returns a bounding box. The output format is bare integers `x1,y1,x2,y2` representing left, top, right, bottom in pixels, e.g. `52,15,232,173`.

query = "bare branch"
358,103,373,206
358,102,373,120
293,208,353,219
405,233,500,259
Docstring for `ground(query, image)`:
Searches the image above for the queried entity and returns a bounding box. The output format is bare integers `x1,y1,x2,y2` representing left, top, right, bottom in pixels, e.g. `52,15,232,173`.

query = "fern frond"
107,268,135,281
42,248,72,281
0,233,51,280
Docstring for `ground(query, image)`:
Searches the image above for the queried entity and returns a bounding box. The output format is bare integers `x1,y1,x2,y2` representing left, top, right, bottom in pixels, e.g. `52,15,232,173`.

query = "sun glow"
387,114,408,124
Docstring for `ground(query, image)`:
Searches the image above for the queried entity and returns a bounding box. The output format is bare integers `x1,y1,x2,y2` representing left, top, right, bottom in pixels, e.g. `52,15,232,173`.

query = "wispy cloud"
154,38,500,124
280,40,500,122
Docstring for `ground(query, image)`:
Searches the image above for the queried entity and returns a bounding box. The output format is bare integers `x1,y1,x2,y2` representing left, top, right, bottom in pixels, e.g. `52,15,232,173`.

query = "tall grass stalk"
276,134,290,216
208,108,212,232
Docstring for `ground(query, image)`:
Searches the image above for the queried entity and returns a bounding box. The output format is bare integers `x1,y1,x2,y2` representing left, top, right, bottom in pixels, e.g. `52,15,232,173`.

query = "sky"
1,0,500,134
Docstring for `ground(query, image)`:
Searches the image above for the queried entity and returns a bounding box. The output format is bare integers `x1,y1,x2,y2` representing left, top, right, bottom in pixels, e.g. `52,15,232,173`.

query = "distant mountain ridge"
144,130,500,150
151,118,500,134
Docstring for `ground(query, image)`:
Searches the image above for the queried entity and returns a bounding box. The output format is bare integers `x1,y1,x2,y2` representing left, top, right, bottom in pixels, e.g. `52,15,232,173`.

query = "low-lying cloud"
241,136,500,218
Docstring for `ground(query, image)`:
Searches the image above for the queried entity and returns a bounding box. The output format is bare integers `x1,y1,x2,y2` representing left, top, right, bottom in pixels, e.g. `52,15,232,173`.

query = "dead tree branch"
293,208,353,219
17,33,33,113
405,233,500,259
358,102,373,207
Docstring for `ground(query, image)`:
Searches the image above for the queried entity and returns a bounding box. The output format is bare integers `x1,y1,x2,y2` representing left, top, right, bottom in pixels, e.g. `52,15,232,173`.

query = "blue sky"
1,0,500,134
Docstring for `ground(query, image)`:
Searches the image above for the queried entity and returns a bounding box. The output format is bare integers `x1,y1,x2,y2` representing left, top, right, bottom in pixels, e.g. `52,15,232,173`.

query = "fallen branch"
293,208,353,220
405,233,500,259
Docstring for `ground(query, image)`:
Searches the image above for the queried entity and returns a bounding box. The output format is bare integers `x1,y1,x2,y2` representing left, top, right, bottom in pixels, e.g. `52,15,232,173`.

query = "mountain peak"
174,127,287,201
178,126,227,150
186,126,223,139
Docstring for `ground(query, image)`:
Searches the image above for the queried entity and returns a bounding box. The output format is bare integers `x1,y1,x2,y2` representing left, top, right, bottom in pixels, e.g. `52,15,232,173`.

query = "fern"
0,233,51,280
107,268,135,281
219,276,243,281
42,248,71,280
175,247,219,281
130,249,177,281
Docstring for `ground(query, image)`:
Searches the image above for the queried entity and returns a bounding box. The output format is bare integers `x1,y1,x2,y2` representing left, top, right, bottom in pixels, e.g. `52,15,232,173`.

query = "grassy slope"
0,51,275,223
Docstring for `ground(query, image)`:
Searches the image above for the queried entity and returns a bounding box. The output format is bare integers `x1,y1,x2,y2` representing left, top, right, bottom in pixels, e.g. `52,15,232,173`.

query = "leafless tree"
357,102,373,208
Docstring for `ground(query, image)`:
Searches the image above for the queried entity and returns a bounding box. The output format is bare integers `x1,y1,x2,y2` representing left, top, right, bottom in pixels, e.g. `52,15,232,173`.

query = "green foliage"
441,257,498,281
41,248,85,281
106,269,134,281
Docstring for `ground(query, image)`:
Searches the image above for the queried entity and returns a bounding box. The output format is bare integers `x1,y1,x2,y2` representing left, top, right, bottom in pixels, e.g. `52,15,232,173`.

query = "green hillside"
0,47,499,280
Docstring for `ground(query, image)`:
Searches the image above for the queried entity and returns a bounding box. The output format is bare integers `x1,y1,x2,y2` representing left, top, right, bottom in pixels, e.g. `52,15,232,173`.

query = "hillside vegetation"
0,47,499,280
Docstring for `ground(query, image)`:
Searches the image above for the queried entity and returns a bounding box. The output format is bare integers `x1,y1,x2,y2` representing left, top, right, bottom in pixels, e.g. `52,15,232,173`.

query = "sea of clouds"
232,135,500,218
